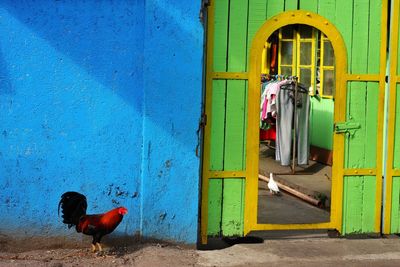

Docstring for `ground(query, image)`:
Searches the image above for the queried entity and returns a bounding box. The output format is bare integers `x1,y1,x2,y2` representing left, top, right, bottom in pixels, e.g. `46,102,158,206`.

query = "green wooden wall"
207,0,383,236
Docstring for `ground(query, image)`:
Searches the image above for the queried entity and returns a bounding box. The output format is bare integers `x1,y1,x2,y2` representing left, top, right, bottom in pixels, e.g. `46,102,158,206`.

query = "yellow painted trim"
393,170,400,176
343,169,377,176
384,0,398,234
320,31,325,95
206,171,246,178
200,0,215,244
246,11,348,235
254,222,333,231
212,72,249,80
345,74,380,82
396,77,400,83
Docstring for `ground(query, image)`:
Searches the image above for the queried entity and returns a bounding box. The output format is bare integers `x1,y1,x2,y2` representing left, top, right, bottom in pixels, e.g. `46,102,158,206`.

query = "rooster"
58,191,128,252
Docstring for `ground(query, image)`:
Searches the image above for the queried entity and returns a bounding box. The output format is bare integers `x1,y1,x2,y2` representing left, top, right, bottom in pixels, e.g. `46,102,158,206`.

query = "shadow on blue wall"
0,1,145,236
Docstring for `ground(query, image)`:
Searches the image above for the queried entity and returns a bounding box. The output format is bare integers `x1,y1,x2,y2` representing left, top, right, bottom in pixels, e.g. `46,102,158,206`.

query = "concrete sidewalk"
198,236,400,266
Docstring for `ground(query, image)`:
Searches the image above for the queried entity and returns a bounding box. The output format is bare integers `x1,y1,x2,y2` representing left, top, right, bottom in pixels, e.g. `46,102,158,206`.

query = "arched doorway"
244,11,348,235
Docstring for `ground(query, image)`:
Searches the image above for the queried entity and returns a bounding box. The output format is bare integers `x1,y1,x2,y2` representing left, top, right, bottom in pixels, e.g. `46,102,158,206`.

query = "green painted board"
391,177,400,233
208,179,223,235
222,178,245,236
394,85,400,169
309,97,334,150
343,176,363,233
266,0,284,20
347,82,367,168
351,0,369,74
299,0,318,12
343,176,376,234
213,0,229,71
222,84,246,236
210,80,226,171
335,0,353,69
367,0,382,74
284,0,298,11
224,80,246,170
346,1,369,168
228,0,249,72
317,0,336,22
361,176,376,232
247,0,268,70
364,82,379,168
364,0,381,168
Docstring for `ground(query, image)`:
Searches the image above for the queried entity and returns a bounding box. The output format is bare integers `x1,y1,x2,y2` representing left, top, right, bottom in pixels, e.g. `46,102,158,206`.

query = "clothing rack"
261,74,308,175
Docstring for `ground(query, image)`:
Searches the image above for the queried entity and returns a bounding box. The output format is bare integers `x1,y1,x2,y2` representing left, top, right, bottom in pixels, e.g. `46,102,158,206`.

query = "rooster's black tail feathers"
58,191,87,228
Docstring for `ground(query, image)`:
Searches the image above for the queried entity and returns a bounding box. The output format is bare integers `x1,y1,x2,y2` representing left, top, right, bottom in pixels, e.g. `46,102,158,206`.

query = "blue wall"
0,0,203,244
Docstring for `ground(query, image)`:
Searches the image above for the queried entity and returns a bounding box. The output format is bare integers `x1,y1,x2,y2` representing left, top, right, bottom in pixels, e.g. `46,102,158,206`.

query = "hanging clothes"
275,82,310,166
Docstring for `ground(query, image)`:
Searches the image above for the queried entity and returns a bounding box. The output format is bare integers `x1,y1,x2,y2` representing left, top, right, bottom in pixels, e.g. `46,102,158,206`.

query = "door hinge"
334,121,361,136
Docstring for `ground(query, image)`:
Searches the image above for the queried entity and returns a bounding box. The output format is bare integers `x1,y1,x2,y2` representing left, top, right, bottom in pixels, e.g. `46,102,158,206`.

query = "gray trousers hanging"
276,87,310,166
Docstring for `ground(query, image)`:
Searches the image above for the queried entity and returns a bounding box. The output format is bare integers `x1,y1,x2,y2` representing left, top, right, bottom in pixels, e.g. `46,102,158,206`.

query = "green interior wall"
207,0,383,236
310,98,334,150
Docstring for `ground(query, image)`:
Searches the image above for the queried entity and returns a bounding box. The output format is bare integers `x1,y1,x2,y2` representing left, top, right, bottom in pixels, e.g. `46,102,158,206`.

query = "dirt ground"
3,234,400,267
0,235,199,267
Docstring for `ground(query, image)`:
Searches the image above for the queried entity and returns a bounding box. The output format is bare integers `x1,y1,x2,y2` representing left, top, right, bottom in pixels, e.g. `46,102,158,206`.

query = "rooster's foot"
96,242,103,252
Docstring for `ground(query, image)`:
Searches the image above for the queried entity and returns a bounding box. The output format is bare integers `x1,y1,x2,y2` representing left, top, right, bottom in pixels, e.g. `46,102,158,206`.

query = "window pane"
281,41,293,65
300,68,311,87
298,25,312,38
281,66,292,76
323,41,334,66
300,42,312,65
281,26,293,39
323,70,335,96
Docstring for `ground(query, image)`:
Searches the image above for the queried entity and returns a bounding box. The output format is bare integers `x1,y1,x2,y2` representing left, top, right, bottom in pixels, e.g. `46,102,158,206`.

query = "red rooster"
58,191,128,252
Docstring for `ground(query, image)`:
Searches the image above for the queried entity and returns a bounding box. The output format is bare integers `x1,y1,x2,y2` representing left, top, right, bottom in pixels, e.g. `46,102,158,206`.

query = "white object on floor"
267,173,280,195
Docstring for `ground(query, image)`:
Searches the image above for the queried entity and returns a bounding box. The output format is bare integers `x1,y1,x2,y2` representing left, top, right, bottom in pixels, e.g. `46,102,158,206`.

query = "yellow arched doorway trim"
244,11,348,235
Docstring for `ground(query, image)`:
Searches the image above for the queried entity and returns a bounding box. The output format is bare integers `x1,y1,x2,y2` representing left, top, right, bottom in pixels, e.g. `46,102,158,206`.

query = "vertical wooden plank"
347,82,366,168
343,176,363,233
367,0,381,74
394,85,400,169
210,80,226,171
222,178,245,235
225,80,246,170
284,0,298,11
317,0,336,22
213,0,229,72
362,176,376,232
227,0,249,72
221,0,249,237
266,0,284,20
223,84,246,237
341,176,349,232
298,0,318,12
364,82,378,168
247,0,268,70
364,0,381,168
390,177,400,233
335,0,353,68
208,179,223,235
348,0,369,168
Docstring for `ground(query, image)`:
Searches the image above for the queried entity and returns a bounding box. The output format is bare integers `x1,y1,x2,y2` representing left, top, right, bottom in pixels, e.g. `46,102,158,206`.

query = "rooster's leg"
91,244,96,252
96,242,103,252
